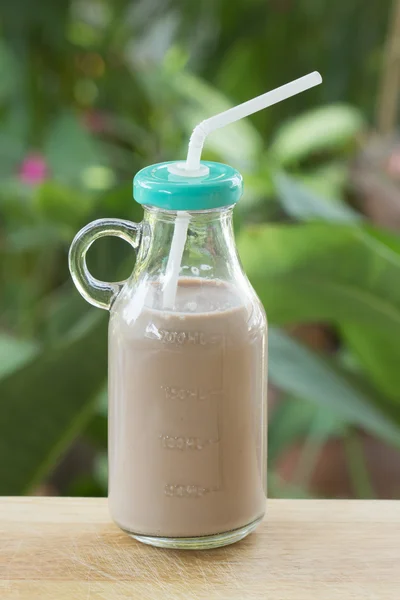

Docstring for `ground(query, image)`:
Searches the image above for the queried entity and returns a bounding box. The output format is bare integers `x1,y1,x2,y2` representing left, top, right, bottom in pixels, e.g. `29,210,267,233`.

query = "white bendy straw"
163,211,192,309
185,71,322,171
162,71,322,309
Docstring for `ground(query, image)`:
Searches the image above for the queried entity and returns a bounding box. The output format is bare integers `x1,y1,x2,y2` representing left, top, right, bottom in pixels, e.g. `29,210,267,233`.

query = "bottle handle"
68,218,141,311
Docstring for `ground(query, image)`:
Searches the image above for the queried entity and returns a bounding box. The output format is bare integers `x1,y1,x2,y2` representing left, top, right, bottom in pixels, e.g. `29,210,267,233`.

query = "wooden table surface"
1,497,399,600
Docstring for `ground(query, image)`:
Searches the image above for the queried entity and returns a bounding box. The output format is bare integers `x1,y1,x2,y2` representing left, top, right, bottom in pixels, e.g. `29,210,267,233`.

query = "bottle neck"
137,205,242,284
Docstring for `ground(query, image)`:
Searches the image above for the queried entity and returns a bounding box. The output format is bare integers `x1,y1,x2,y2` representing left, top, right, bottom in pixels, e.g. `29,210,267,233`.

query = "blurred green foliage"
0,0,399,499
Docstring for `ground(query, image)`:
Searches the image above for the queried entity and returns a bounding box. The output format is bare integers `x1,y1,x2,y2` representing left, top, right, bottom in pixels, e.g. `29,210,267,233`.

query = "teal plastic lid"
133,161,243,211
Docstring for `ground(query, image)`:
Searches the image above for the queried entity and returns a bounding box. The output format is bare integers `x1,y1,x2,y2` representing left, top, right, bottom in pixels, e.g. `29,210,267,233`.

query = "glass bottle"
69,161,267,549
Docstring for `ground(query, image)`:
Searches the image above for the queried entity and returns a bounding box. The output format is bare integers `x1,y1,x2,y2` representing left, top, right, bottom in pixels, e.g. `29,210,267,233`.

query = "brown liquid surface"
108,278,266,538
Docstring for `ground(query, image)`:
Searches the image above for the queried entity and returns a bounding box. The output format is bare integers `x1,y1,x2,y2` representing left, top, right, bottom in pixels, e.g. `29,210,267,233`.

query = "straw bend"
186,121,211,172
185,71,322,171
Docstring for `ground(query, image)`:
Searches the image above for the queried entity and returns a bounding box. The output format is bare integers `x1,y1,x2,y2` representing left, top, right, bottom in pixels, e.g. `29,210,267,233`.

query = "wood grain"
1,497,399,599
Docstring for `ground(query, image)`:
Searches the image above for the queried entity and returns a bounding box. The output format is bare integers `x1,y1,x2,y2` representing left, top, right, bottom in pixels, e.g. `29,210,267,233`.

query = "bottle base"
124,516,263,550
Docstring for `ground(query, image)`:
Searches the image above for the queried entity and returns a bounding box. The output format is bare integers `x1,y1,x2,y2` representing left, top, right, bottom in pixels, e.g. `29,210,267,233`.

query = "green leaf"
6,223,71,252
268,327,400,447
98,182,144,222
274,172,360,223
344,432,375,499
270,104,365,165
298,162,348,200
41,287,92,343
0,40,20,102
0,313,108,495
44,113,105,185
268,392,346,464
342,325,400,403
340,229,400,403
238,223,400,333
0,334,38,378
34,181,95,226
363,226,400,254
94,452,108,490
0,106,29,175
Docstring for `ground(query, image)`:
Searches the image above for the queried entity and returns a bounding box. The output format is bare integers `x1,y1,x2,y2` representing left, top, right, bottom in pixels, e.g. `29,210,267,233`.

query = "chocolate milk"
108,278,266,538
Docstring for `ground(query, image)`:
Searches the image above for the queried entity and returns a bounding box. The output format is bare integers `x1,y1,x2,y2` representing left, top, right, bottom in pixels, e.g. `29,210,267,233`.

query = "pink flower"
19,153,48,185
